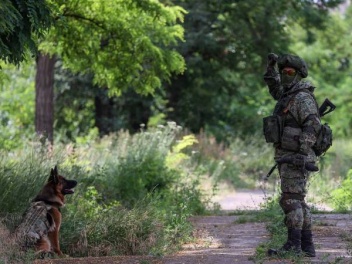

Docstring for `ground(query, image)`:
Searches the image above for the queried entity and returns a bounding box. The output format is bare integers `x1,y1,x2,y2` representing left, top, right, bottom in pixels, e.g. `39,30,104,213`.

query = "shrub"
330,169,352,211
60,187,170,256
0,123,207,258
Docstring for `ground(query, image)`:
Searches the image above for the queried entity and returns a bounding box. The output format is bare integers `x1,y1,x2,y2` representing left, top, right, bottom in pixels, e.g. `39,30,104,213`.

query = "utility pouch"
281,126,302,151
313,123,333,156
263,115,282,144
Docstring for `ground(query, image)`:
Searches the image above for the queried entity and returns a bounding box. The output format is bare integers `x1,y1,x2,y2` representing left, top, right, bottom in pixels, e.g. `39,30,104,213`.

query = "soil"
35,190,352,264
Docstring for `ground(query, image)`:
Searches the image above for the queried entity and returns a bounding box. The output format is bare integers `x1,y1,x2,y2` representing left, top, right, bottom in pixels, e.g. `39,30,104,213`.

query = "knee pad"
279,193,303,214
285,209,304,229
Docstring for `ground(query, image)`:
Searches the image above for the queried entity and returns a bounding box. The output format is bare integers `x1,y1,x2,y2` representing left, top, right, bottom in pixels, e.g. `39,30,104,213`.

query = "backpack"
313,97,336,156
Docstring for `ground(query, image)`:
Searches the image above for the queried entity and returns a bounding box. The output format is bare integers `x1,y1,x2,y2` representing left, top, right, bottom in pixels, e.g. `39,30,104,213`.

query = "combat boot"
301,230,316,257
268,228,302,256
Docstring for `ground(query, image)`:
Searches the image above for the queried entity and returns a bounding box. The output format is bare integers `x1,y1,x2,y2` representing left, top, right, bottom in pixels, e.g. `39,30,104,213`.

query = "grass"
0,124,211,260
0,219,36,264
1,124,352,261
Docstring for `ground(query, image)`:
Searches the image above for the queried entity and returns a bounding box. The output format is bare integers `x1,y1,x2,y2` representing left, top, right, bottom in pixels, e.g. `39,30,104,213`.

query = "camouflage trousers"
278,163,312,230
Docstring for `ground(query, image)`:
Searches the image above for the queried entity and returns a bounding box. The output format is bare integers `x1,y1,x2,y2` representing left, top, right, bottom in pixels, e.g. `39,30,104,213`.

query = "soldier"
263,53,320,257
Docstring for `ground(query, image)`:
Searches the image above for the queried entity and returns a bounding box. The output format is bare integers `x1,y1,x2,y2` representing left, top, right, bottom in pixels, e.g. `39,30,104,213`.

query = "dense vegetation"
1,0,352,262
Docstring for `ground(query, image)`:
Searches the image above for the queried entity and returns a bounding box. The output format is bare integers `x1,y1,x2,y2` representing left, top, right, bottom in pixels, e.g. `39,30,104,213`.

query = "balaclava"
281,70,302,91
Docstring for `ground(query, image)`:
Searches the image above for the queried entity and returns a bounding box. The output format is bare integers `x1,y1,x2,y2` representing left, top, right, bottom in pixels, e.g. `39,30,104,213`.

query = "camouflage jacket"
264,68,321,162
14,201,55,249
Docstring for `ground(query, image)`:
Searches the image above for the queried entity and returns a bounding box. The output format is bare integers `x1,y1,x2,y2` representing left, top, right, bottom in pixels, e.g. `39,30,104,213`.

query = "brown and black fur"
15,166,77,256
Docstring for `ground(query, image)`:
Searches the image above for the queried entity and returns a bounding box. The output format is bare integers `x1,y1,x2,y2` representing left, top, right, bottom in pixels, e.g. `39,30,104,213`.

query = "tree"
35,54,55,143
0,0,52,65
0,0,53,143
54,64,158,140
0,61,36,150
290,4,352,137
162,0,344,140
35,0,186,141
51,0,346,141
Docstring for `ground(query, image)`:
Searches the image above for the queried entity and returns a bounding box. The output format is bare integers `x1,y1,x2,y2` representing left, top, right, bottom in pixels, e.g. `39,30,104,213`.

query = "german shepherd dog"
15,166,77,256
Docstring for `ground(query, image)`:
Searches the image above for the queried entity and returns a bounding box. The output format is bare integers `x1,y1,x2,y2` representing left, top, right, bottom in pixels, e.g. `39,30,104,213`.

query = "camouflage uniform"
15,201,54,251
264,54,320,257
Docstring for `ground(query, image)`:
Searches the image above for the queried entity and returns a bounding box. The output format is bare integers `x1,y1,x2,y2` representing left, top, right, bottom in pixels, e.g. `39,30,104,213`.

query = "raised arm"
263,53,283,100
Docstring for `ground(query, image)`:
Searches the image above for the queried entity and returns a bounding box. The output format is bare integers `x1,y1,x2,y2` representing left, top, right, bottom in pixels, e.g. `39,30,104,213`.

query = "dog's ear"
48,166,59,184
54,165,58,175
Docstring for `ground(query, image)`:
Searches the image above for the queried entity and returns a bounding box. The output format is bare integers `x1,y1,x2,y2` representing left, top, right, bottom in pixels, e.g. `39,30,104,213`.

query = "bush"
330,169,352,211
0,123,209,258
61,187,172,256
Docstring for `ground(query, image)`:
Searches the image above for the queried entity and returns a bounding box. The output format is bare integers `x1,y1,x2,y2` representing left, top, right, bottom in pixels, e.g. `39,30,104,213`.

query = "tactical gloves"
267,53,278,67
277,154,319,172
291,154,306,169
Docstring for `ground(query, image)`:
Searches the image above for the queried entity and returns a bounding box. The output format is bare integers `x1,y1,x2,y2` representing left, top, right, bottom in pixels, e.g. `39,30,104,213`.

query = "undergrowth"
0,122,216,260
1,122,352,261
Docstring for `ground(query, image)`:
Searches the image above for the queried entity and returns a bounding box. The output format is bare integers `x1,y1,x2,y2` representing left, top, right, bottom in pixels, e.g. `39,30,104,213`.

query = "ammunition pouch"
313,123,333,156
263,115,283,144
281,127,302,152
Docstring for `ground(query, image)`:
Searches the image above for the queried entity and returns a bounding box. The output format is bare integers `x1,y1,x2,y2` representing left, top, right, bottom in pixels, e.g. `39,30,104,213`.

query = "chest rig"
263,88,314,151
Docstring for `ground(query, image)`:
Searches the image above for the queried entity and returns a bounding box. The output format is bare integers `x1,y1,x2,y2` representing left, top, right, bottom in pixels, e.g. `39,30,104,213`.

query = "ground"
36,190,352,264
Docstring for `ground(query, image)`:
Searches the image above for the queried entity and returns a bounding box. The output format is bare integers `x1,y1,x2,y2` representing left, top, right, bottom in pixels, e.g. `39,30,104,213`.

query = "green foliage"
166,134,198,168
0,144,55,213
0,0,52,65
163,0,342,140
331,169,352,211
41,0,186,95
0,61,36,150
0,124,209,257
61,187,168,256
54,63,97,141
289,6,352,138
2,0,348,144
192,131,273,189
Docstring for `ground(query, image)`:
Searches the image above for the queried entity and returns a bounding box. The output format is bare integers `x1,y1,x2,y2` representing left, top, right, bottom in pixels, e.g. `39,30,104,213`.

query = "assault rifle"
264,155,319,180
319,98,336,117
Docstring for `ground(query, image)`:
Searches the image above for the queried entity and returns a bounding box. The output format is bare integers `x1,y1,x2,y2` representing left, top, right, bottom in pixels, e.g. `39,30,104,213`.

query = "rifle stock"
319,98,336,117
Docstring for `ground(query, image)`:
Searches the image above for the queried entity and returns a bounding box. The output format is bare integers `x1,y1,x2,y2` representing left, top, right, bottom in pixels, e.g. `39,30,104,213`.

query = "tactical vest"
263,88,308,149
263,88,333,156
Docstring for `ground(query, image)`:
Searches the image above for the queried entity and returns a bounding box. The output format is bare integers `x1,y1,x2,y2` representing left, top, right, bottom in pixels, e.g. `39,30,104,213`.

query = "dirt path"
36,190,352,264
169,213,352,264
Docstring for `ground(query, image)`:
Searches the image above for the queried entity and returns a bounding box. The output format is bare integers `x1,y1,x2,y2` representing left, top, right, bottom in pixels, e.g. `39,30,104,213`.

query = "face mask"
281,69,301,91
281,74,297,90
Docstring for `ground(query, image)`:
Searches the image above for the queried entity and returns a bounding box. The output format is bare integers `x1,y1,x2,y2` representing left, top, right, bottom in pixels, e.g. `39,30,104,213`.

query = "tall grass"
0,123,213,259
1,123,351,261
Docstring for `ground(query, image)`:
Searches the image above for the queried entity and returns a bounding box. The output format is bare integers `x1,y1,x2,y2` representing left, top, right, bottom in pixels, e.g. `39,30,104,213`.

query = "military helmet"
278,54,308,78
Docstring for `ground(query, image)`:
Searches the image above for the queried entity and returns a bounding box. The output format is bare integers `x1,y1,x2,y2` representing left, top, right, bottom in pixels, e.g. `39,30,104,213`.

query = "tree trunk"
35,53,55,144
94,88,114,136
